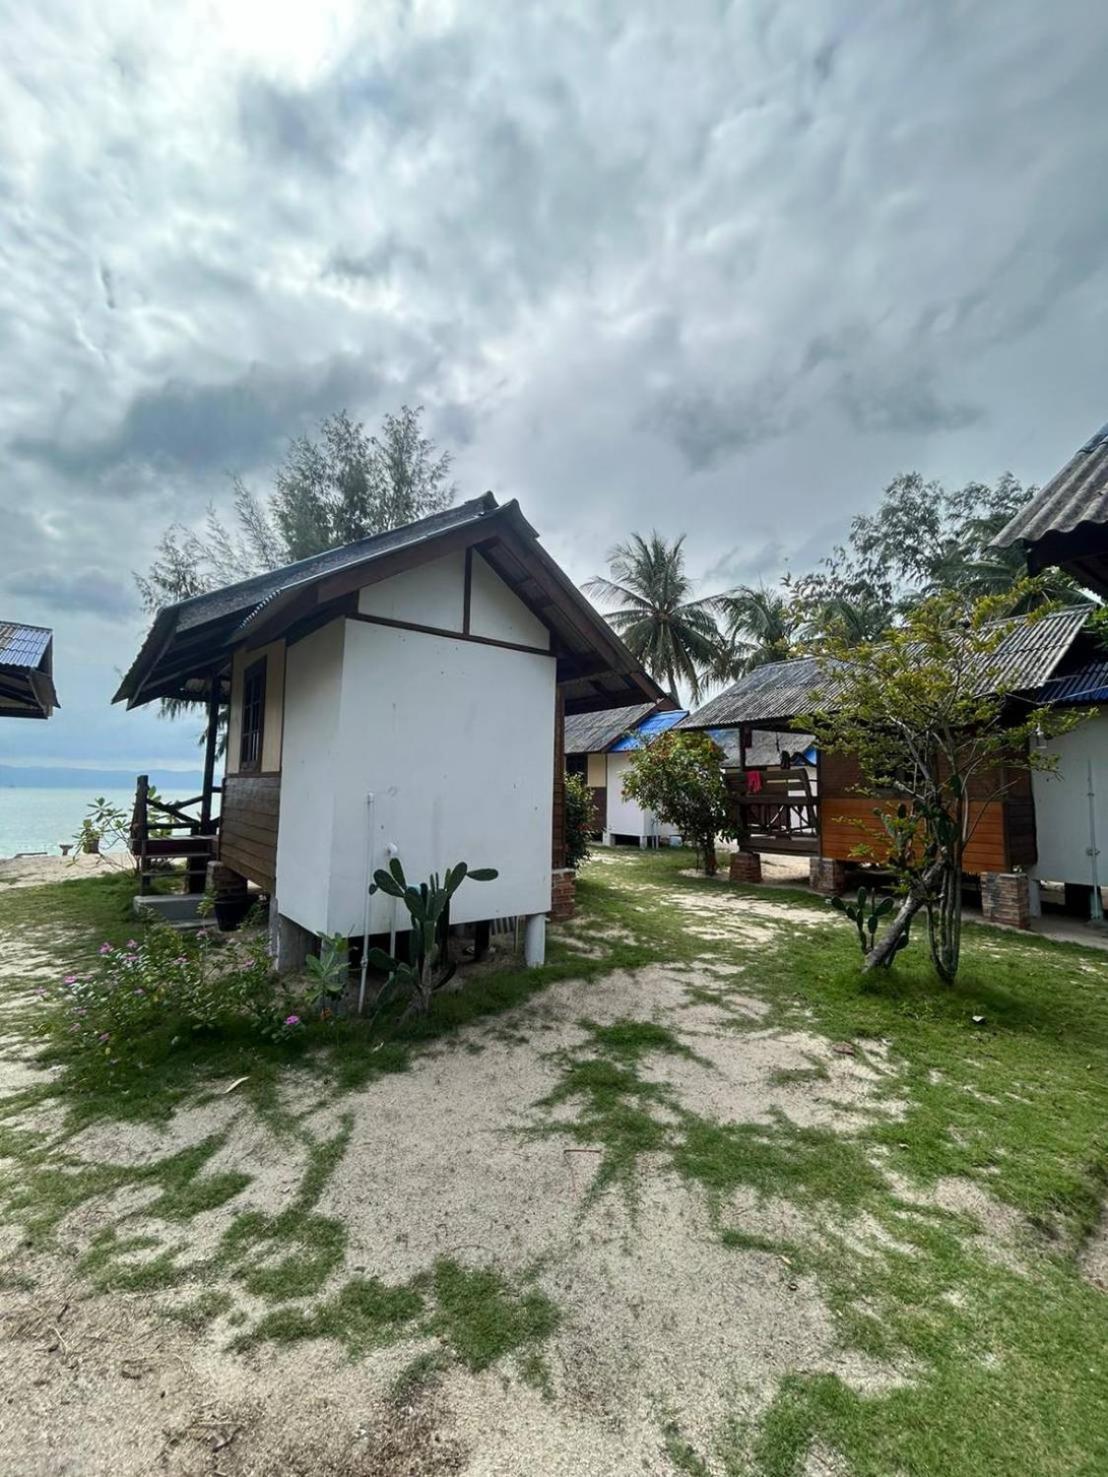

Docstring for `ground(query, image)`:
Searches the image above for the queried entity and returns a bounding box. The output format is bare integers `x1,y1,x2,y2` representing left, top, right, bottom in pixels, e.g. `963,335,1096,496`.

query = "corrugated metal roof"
0,621,51,670
564,701,660,755
611,708,689,750
1033,659,1108,706
680,607,1091,728
679,656,830,728
994,423,1108,547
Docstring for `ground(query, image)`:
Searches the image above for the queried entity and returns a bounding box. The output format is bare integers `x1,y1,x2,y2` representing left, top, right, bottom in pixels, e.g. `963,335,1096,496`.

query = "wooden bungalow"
564,700,683,845
115,494,665,967
680,606,1098,915
0,622,58,720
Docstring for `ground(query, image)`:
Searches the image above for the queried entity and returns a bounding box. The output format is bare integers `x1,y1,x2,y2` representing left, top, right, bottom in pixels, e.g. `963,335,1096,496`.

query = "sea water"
0,787,196,858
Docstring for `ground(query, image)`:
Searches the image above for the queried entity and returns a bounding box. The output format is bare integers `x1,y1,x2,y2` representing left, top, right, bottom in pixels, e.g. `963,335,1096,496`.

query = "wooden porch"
725,766,819,856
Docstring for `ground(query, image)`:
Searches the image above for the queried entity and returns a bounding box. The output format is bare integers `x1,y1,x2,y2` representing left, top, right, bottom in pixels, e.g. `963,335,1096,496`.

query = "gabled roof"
995,423,1108,549
678,656,828,730
564,701,662,755
0,621,59,719
116,495,667,716
610,707,688,751
679,607,1093,730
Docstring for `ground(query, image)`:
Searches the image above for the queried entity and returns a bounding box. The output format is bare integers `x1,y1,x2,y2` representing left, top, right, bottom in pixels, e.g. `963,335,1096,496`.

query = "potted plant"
75,818,101,855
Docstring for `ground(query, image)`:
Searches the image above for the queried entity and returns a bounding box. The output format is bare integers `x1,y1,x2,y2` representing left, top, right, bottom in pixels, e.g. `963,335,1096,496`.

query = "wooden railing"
131,774,220,894
725,766,819,854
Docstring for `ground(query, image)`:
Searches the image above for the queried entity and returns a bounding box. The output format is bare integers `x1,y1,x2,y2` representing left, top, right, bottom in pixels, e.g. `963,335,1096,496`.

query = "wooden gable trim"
347,610,555,659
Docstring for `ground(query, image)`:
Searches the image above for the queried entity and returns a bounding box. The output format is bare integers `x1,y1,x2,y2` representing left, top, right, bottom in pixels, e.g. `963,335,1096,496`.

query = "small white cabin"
565,702,685,846
117,495,663,964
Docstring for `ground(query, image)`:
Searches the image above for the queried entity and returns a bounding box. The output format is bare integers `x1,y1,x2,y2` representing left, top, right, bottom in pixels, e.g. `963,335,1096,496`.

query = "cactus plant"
829,885,903,962
364,858,498,1016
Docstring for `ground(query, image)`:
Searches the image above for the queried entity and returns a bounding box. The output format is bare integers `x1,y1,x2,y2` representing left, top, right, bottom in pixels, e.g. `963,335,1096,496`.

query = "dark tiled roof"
116,495,668,716
564,702,660,754
0,621,51,669
994,423,1108,547
177,496,499,634
680,607,1092,728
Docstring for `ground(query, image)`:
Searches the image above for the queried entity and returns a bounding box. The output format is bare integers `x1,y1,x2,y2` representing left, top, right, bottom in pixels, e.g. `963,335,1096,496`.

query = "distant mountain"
0,766,204,792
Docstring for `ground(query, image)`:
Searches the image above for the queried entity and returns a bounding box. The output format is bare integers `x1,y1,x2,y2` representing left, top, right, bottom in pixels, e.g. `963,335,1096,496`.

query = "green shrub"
37,924,298,1071
563,772,594,871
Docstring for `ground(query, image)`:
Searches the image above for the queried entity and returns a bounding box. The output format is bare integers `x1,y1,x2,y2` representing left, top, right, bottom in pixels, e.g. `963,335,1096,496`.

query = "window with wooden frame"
239,658,267,772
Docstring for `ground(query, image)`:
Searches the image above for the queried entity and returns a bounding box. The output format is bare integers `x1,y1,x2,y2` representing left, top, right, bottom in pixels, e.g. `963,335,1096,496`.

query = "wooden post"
200,671,221,834
133,774,150,895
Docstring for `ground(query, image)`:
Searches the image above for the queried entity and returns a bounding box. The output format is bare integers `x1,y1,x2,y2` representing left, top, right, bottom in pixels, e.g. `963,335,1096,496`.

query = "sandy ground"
0,853,132,889
0,862,1043,1476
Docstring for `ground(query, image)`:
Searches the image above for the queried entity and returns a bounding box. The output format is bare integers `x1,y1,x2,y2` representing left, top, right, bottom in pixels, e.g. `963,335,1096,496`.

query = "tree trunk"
928,856,963,983
703,837,718,876
863,859,944,971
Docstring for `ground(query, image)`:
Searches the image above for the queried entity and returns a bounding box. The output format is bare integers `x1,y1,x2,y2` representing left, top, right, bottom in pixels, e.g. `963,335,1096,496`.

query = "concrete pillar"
729,850,762,884
810,856,848,895
980,872,1031,930
523,913,546,967
269,904,316,974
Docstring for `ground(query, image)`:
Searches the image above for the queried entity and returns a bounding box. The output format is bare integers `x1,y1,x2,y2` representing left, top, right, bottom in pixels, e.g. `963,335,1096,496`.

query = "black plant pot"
214,897,250,932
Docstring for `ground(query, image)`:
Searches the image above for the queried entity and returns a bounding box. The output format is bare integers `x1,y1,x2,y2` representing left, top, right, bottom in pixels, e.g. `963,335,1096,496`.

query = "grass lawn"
0,852,1106,1475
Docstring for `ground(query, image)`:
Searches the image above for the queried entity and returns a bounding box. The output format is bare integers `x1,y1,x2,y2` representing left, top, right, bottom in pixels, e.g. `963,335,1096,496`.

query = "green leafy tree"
136,405,455,612
584,533,724,703
803,585,1083,982
621,730,732,875
793,473,1087,643
563,772,594,871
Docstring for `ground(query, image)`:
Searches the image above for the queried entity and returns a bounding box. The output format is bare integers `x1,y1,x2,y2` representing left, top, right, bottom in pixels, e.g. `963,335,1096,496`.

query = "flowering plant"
39,924,298,1071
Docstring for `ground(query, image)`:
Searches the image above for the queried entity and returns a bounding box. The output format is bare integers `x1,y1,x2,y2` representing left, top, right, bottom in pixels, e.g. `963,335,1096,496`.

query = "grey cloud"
646,383,794,471
10,356,380,480
838,371,983,436
2,568,136,620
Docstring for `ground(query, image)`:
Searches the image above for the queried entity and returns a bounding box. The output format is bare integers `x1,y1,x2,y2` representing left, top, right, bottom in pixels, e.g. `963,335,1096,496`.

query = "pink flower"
98,943,112,955
98,1032,110,1043
64,974,78,985
126,940,138,949
284,1015,301,1027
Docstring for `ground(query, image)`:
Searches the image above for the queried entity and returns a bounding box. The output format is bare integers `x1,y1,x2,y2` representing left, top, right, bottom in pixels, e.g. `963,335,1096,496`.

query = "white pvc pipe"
358,792,376,1014
523,913,546,967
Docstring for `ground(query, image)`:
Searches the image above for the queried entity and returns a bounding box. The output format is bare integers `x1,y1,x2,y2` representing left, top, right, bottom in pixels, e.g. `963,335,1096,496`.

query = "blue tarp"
610,708,689,750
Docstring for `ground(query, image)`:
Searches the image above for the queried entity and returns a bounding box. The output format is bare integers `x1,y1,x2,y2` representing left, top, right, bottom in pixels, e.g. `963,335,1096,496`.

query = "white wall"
469,552,550,648
605,752,678,840
326,621,555,935
274,548,557,938
275,622,345,933
358,550,466,630
1030,710,1108,887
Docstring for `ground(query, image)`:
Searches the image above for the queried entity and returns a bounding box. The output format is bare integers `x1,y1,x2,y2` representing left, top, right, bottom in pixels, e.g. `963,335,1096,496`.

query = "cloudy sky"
2,0,1107,770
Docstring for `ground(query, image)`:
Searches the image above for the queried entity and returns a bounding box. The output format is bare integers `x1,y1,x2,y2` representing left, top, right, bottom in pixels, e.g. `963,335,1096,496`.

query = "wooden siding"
818,748,1037,876
219,773,280,892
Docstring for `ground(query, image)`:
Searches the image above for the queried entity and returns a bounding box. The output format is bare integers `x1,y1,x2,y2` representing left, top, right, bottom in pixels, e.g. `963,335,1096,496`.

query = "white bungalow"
116,495,663,965
564,701,684,846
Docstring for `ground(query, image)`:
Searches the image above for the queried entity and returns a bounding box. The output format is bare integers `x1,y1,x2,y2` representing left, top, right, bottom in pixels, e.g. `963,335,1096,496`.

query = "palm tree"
712,585,798,679
584,533,723,703
804,592,894,647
